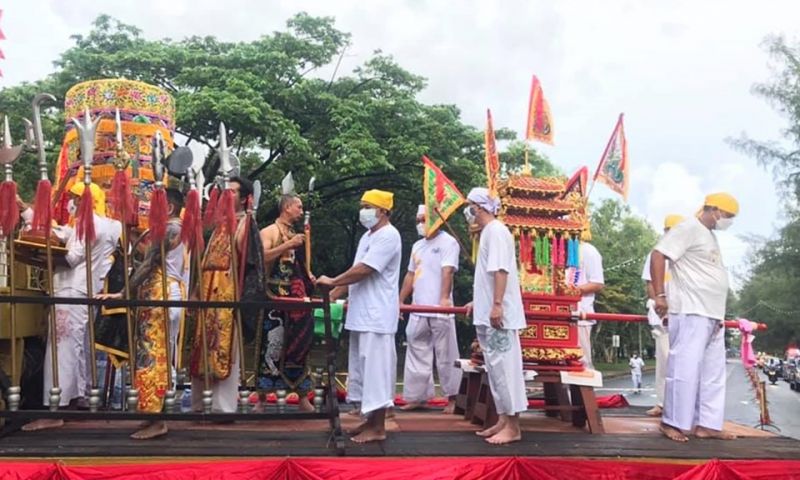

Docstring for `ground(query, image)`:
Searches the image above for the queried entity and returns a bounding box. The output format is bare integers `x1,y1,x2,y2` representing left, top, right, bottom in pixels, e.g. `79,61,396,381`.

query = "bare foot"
21,419,64,432
646,405,663,417
400,401,425,411
485,424,521,445
346,420,370,435
351,426,386,444
660,423,689,443
298,396,315,413
476,418,507,438
130,421,168,440
346,407,362,417
251,402,266,414
442,399,456,415
695,426,736,440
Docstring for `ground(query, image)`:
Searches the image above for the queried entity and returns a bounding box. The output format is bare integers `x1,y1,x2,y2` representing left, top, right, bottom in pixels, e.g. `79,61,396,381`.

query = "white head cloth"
467,187,501,215
417,204,426,216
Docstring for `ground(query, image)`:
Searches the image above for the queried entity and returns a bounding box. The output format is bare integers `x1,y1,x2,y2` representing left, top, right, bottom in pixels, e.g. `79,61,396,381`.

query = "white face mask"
416,222,426,237
67,199,77,216
463,206,476,224
359,208,379,229
714,216,733,231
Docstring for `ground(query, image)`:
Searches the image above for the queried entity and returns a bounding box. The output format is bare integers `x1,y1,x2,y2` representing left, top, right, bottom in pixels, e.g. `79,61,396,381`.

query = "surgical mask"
416,222,426,237
359,208,379,229
463,206,476,224
714,216,734,231
67,200,77,216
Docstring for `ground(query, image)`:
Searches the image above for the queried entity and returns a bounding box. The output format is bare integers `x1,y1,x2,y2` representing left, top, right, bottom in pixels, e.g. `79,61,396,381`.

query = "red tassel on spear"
109,168,137,226
75,183,96,244
216,188,236,235
30,179,52,236
0,179,18,235
149,188,168,243
181,186,204,256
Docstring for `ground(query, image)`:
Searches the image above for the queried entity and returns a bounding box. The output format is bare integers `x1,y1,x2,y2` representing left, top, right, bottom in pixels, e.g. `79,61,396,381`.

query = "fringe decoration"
109,169,137,226
203,186,219,229
181,189,204,256
217,189,237,235
557,235,566,267
75,186,96,244
550,235,557,267
148,188,168,243
31,179,53,236
0,181,19,236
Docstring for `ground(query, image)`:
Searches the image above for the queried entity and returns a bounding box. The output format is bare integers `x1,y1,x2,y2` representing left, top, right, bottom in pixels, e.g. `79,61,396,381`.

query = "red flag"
525,75,554,145
421,155,465,236
485,109,500,196
593,113,629,200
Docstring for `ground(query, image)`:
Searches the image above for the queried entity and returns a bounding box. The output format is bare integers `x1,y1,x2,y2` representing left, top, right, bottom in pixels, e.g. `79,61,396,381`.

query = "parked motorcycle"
767,368,779,385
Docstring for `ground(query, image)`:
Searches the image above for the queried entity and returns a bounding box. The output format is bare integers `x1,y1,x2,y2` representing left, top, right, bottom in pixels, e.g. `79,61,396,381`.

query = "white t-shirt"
346,223,402,334
654,217,729,320
472,220,525,330
54,215,122,296
408,232,460,314
641,251,673,292
629,357,645,374
577,242,604,325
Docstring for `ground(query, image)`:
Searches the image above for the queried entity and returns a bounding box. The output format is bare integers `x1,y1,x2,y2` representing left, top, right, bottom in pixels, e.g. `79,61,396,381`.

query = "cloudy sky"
3,0,798,285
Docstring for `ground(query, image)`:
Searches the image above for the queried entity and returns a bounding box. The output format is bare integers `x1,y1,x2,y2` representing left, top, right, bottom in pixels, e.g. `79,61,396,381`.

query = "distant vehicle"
766,365,780,385
764,357,782,376
782,359,798,384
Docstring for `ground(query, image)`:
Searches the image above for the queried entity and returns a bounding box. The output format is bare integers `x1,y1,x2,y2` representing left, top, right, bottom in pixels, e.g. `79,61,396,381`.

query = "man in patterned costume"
257,194,315,412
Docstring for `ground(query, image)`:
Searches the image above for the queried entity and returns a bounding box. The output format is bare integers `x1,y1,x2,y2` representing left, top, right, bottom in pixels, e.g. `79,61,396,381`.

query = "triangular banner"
421,155,465,236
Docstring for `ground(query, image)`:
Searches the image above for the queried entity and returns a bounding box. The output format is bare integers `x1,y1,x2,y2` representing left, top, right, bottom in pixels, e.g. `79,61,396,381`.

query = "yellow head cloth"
361,189,394,211
69,182,107,217
703,192,739,216
664,214,684,229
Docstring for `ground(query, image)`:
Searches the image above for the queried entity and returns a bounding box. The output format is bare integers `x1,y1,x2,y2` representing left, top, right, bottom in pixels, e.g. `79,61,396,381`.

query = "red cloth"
4,457,799,480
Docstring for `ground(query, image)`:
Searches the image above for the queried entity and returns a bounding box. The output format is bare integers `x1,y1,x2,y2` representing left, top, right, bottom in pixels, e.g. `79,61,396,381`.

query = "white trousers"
347,331,396,414
44,300,90,406
663,314,725,431
652,326,669,407
578,324,594,370
631,371,642,390
191,334,240,413
476,326,528,416
403,314,461,401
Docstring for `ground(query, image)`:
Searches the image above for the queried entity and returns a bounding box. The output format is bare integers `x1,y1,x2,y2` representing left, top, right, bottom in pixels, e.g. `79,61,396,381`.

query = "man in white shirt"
464,187,527,445
629,353,645,394
317,189,401,444
399,205,461,413
642,214,684,416
24,182,121,431
576,240,604,370
651,193,738,443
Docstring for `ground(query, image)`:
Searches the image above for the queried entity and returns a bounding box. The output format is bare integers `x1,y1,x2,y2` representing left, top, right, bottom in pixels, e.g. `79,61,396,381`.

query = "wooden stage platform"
0,406,796,461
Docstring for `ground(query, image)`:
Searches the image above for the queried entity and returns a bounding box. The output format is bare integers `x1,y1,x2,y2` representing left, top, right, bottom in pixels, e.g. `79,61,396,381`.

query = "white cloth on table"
475,325,527,416
347,331,397,414
663,313,726,431
403,313,461,401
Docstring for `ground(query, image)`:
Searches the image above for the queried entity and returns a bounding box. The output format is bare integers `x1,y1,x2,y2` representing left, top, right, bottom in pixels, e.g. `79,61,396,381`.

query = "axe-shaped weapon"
0,116,25,411
71,106,103,412
217,122,249,411
304,176,316,277
29,93,64,410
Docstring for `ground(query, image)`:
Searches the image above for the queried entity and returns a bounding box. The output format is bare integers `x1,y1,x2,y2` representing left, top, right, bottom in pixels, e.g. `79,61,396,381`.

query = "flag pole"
434,207,474,265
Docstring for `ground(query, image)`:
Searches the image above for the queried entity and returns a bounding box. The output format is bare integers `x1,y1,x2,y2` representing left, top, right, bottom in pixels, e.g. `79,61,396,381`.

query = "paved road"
600,360,800,439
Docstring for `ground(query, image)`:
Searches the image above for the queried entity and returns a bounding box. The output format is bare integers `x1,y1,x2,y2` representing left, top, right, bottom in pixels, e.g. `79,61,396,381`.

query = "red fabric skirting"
4,457,799,479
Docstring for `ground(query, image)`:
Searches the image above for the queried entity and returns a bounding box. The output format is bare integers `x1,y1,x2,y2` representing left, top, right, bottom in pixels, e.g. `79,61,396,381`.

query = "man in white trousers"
629,353,645,394
464,187,527,445
317,189,401,444
399,205,461,414
651,193,739,442
576,240,604,370
642,214,684,416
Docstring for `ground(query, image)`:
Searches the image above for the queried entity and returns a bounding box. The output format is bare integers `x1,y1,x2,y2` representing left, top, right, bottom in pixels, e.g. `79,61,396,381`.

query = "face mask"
67,200,77,216
416,222,426,237
714,216,733,231
463,206,476,224
359,208,378,229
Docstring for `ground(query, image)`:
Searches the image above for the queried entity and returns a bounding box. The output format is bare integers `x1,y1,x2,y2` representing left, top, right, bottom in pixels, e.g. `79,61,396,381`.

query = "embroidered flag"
525,75,554,145
422,155,465,236
485,109,500,196
593,113,629,199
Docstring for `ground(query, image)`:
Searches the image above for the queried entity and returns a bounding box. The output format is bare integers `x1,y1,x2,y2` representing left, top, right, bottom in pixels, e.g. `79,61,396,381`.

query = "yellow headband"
664,214,684,229
69,182,107,217
361,189,394,211
704,192,739,216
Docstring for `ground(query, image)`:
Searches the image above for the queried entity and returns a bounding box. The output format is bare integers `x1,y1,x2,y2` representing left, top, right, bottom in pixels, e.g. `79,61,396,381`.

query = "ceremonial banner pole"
72,107,103,412
0,116,24,411
30,93,62,410
111,109,139,411
304,176,315,277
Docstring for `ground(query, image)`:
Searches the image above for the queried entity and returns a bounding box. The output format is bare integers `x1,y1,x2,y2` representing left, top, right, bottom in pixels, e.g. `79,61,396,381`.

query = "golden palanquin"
55,79,176,230
499,168,589,371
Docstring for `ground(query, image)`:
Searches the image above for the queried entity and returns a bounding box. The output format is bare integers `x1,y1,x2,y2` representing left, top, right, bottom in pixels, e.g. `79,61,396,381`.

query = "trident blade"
281,172,295,195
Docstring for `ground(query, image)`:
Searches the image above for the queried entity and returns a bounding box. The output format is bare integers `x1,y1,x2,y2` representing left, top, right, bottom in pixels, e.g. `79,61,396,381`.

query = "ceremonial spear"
0,116,25,411
29,93,63,410
304,176,315,277
72,107,103,412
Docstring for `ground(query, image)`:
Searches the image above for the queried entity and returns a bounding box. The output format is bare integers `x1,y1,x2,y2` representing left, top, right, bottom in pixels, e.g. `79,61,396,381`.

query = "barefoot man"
463,187,527,445
399,205,461,414
316,189,401,443
651,193,739,442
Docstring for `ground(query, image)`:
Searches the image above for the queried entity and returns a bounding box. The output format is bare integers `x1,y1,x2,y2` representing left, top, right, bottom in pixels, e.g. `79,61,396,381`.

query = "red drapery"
3,457,798,480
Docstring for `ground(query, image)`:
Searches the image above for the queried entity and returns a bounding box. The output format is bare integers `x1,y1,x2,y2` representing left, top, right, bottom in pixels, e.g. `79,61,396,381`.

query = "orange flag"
421,155,465,236
525,75,554,145
485,109,500,196
593,113,629,199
